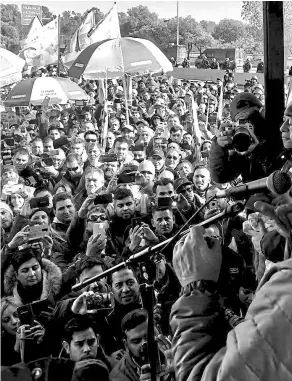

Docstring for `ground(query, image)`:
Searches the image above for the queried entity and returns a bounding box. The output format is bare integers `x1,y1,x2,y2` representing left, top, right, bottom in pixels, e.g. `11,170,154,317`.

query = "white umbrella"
68,37,173,79
4,76,88,106
0,48,25,88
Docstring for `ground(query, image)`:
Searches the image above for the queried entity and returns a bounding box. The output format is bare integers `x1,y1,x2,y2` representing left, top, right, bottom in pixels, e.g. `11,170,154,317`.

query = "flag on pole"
217,84,224,126
63,4,121,68
88,3,121,41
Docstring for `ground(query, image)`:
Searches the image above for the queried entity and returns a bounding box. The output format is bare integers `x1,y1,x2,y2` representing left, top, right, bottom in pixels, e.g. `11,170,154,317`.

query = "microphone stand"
72,202,244,293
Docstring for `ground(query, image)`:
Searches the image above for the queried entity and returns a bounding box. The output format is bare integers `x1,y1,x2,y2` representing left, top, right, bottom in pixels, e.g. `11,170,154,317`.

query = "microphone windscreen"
269,171,292,195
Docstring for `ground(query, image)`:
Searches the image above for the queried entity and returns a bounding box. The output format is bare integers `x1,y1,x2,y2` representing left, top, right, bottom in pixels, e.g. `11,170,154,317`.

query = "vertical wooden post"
263,1,284,158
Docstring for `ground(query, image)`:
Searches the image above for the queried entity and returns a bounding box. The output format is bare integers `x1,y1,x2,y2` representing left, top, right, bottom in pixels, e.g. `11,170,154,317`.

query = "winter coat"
209,137,271,183
170,258,292,381
3,258,63,305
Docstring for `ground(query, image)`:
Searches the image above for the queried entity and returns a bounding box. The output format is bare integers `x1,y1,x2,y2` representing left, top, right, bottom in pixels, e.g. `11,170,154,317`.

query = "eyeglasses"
180,186,193,194
88,214,107,222
67,166,79,172
167,156,179,160
86,138,97,143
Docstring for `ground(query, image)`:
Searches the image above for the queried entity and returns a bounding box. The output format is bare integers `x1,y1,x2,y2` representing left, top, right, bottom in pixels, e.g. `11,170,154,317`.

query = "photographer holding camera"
209,93,272,184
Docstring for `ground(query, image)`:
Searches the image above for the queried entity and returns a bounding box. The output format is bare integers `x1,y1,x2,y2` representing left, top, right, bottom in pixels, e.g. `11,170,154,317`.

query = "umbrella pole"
103,70,108,151
123,74,130,124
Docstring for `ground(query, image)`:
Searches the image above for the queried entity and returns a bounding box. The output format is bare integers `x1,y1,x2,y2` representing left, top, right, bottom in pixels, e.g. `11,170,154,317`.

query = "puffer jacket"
170,258,292,381
3,258,63,304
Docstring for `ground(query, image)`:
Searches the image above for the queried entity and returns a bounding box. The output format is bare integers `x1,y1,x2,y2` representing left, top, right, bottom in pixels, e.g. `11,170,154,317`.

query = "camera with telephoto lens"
86,292,114,311
230,119,254,153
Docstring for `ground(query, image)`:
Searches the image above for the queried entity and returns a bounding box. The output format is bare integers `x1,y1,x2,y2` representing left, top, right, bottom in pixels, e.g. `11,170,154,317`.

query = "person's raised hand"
29,320,45,344
106,176,118,194
142,225,159,243
156,334,174,374
254,201,292,238
129,225,144,251
71,292,92,315
176,193,190,211
86,233,107,257
7,225,30,250
173,225,222,287
78,194,96,219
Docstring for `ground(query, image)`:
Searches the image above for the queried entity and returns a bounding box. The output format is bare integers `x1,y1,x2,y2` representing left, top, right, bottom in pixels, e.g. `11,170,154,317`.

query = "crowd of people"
1,66,292,381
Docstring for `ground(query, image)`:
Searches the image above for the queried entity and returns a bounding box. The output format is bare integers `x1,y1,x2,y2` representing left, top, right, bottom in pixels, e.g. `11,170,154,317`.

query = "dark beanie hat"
29,207,51,220
10,248,42,272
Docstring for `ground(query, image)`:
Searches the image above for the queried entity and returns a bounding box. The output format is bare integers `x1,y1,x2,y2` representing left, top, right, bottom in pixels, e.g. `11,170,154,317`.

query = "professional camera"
232,121,254,153
86,292,114,311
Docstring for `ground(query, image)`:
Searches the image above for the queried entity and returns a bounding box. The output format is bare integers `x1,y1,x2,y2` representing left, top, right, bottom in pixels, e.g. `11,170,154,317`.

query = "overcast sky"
7,0,243,22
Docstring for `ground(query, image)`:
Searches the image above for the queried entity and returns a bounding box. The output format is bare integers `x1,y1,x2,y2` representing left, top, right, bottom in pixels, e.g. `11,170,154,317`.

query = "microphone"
215,171,292,200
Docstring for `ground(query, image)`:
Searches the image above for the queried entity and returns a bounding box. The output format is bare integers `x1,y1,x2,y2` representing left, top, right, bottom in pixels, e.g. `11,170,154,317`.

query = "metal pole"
176,1,179,63
57,15,61,76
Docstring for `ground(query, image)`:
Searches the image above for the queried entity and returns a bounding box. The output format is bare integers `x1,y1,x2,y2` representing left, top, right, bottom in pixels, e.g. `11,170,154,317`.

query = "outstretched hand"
254,201,292,238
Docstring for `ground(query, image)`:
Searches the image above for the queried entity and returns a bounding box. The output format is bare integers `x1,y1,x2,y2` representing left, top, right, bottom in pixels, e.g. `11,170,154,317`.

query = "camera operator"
110,309,174,381
209,93,272,184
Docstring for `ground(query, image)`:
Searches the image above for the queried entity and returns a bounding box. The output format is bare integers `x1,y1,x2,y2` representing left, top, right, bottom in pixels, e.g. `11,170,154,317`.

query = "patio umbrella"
68,37,173,79
4,76,88,107
0,48,25,88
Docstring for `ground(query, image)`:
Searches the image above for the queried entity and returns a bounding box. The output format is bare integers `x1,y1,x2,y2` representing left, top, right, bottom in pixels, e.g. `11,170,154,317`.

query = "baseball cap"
174,177,193,192
230,93,262,121
151,149,165,159
121,124,135,132
136,120,149,127
2,165,18,175
138,160,155,175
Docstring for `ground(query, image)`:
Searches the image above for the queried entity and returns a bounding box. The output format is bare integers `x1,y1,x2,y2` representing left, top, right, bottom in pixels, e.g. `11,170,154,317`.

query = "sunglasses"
68,166,79,172
86,138,97,143
88,214,107,222
167,156,179,160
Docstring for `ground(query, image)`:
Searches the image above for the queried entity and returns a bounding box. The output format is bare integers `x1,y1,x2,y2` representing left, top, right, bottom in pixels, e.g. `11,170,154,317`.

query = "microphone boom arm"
71,202,244,292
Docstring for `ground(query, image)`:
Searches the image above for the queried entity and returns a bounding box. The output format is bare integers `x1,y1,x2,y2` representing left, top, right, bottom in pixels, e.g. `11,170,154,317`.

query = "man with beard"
61,315,113,377
192,165,211,202
102,158,119,187
106,188,136,255
55,154,84,195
